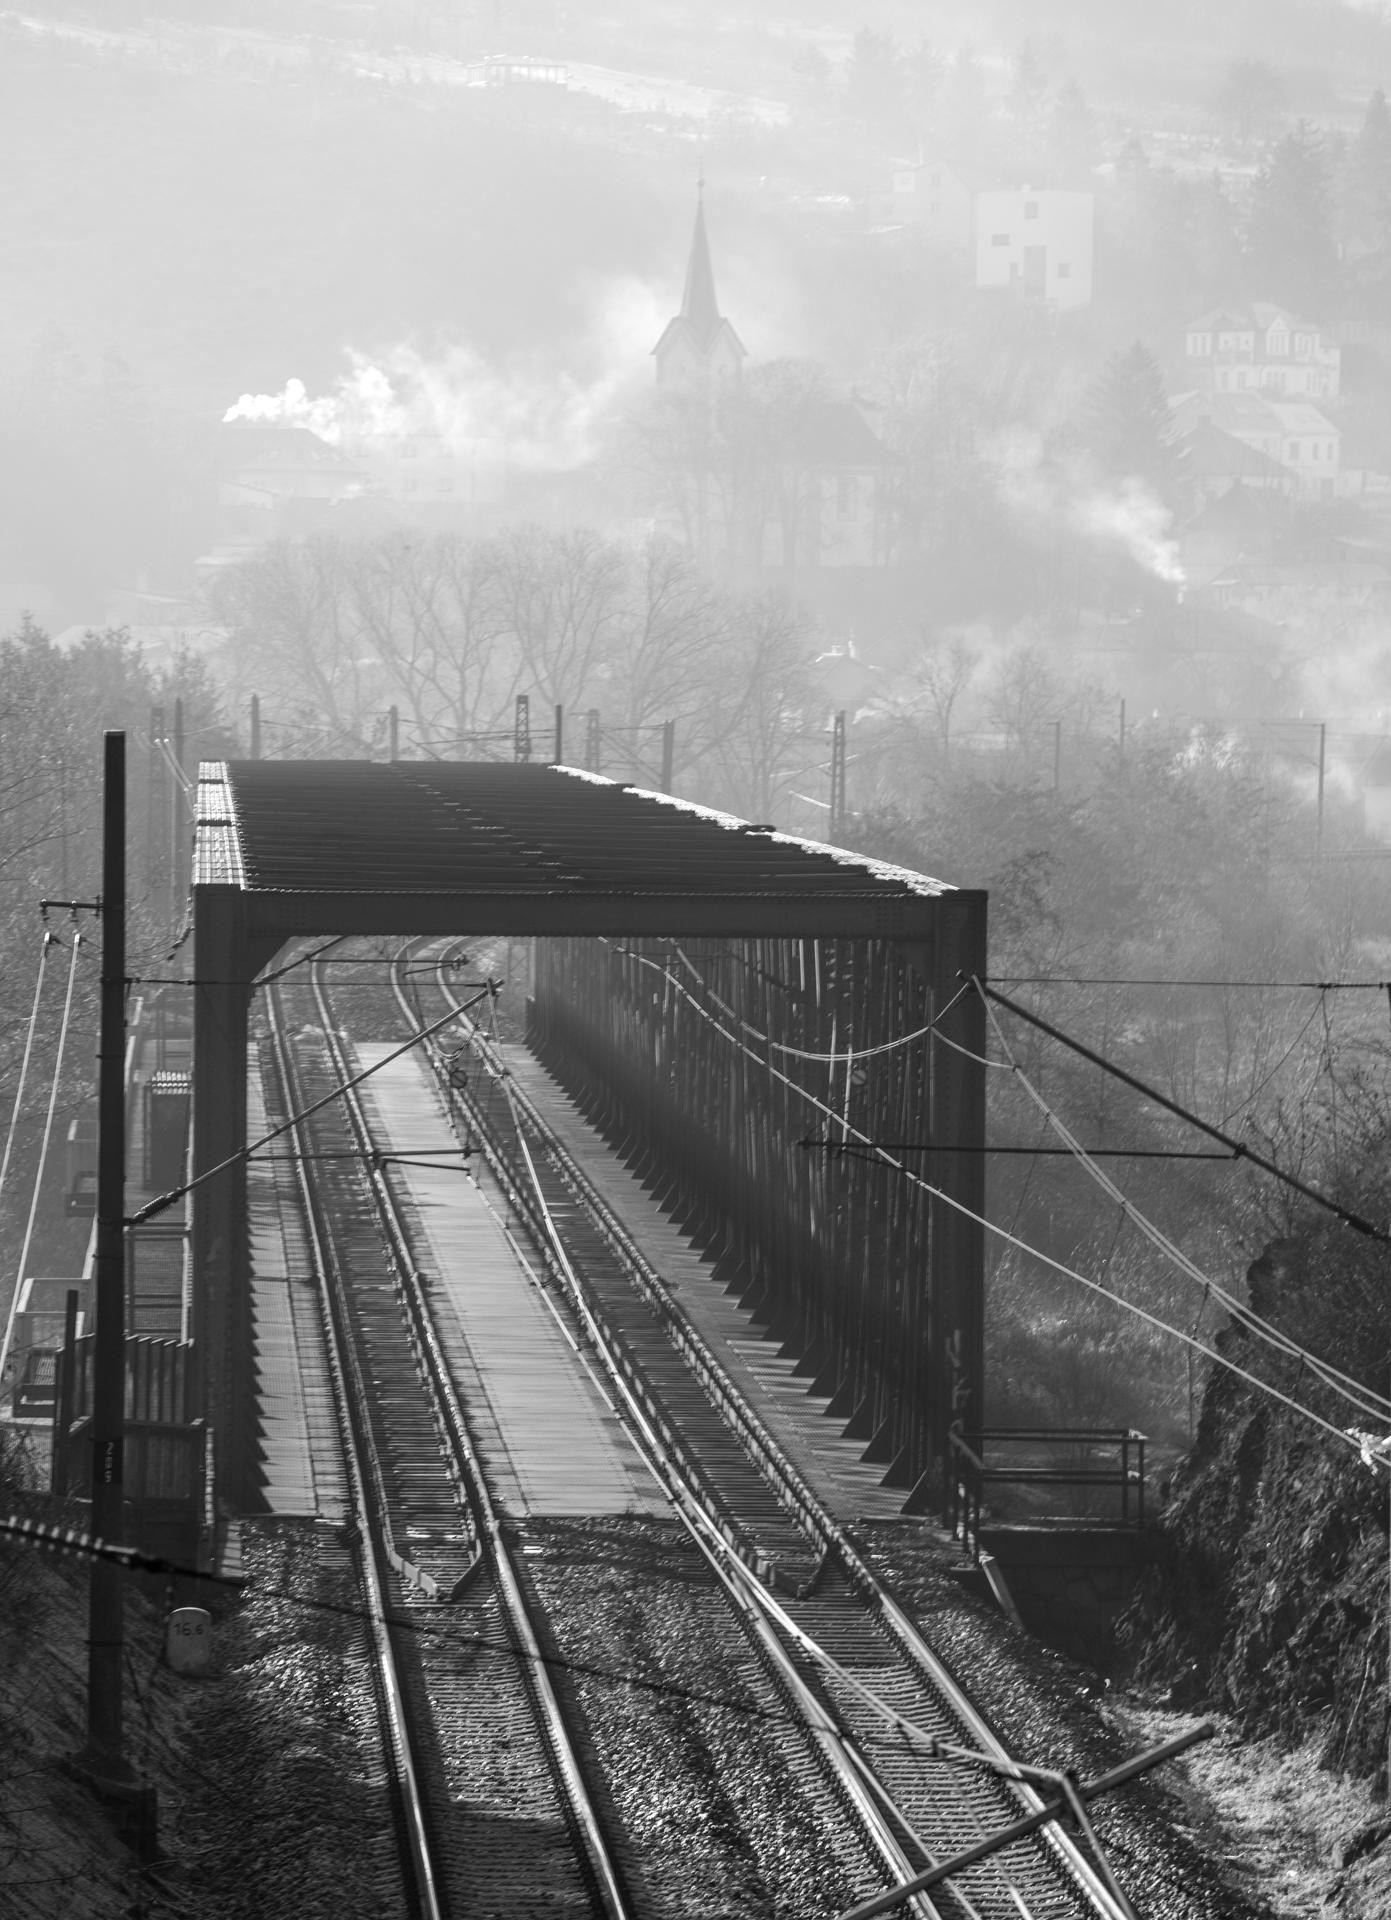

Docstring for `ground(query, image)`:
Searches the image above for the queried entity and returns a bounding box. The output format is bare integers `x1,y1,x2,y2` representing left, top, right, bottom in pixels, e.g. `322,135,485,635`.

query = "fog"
4,7,1391,1872
6,0,1391,841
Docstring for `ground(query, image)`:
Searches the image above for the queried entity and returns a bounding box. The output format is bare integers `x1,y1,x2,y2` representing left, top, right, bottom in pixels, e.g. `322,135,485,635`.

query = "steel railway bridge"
188,759,986,1522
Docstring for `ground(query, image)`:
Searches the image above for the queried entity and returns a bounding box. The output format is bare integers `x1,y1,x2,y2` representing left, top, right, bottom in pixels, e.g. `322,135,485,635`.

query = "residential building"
216,424,364,510
872,162,1094,307
1172,393,1340,499
973,188,1094,308
1183,304,1340,400
881,158,977,251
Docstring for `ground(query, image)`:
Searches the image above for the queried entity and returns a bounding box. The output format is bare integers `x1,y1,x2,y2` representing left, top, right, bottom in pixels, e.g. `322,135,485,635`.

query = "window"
991,233,1010,246
837,474,856,519
438,476,455,492
400,440,418,460
1025,200,1039,219
1056,262,1071,279
1287,441,1299,461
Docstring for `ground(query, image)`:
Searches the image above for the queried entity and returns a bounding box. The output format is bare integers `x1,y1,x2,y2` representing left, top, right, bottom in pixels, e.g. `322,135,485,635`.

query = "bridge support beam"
190,888,274,1523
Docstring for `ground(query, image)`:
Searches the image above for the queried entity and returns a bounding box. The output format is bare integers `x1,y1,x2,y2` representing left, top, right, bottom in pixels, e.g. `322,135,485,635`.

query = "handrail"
948,1428,1148,1556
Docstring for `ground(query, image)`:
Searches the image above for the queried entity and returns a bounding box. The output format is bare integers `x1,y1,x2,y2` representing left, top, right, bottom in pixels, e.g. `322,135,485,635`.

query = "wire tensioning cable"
0,933,84,1385
0,934,57,1228
617,940,973,1065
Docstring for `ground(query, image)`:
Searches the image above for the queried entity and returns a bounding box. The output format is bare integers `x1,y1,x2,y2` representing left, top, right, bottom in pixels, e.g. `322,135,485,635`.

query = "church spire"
652,184,747,388
680,189,722,350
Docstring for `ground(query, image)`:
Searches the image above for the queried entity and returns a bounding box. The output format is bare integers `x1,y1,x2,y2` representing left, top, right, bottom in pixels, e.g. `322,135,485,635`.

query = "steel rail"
392,946,961,1920
306,959,633,1920
414,945,1132,1920
263,981,445,1920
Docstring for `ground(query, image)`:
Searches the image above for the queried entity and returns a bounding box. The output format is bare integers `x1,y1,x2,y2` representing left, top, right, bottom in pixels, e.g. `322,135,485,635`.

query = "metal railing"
948,1427,1147,1558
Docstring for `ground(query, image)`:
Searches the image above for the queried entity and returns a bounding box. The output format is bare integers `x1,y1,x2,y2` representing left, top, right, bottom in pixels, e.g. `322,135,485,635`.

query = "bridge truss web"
532,930,975,1501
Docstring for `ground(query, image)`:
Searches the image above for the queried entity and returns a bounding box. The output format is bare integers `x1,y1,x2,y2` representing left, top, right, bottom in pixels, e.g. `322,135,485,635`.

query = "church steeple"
653,186,747,388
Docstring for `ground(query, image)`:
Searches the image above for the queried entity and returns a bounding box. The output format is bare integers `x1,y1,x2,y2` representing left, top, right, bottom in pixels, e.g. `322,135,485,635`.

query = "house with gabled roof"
1183,304,1340,400
1172,392,1340,499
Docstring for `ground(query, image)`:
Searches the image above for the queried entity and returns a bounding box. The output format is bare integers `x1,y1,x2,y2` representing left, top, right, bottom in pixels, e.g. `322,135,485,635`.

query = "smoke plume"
222,279,665,473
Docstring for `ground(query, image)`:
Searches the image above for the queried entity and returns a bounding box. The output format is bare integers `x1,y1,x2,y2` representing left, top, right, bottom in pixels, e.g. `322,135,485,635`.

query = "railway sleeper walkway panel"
355,1043,665,1521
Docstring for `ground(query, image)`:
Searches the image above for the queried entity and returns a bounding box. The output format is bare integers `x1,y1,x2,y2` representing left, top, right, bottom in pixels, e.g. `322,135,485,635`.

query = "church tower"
652,188,746,388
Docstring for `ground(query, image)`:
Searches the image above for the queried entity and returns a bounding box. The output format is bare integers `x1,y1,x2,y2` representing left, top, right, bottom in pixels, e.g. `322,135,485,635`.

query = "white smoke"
988,427,1186,587
222,278,666,473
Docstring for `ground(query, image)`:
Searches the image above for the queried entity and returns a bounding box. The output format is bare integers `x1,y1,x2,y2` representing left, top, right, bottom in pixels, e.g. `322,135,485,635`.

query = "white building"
973,188,1094,308
881,158,978,251
1172,393,1340,499
1183,305,1340,400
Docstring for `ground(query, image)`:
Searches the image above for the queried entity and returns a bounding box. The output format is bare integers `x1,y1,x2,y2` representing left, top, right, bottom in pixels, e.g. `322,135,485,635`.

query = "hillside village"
5,8,1391,818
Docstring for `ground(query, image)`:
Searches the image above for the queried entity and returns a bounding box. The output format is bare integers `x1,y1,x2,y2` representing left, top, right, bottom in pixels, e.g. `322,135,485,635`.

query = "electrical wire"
992,977,1391,991
625,940,973,1064
982,981,1389,1243
0,934,83,1386
974,993,1391,1426
0,935,57,1228
628,949,1391,1469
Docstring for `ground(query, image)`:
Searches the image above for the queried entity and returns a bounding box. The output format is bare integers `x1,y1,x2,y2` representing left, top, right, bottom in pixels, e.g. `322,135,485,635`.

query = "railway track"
264,972,629,1920
371,939,1141,1920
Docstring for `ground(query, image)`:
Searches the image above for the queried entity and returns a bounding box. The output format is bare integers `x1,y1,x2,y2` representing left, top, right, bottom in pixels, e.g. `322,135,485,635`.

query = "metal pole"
514,694,531,763
388,705,399,763
170,697,185,924
553,704,563,765
829,711,846,841
84,732,130,1780
148,707,162,908
660,719,675,794
249,694,261,761
50,1287,79,1497
1316,721,1326,854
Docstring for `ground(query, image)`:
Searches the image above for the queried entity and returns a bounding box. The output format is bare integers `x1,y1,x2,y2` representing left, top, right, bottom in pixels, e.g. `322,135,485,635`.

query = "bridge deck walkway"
357,1044,665,1520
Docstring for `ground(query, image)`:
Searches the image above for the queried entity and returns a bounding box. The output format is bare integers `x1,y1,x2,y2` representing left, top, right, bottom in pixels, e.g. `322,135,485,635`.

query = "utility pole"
249,694,261,761
80,732,134,1787
148,707,163,907
388,705,399,763
170,697,185,925
585,708,601,775
1316,721,1326,855
660,719,675,794
514,694,531,763
553,704,564,765
828,710,847,842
